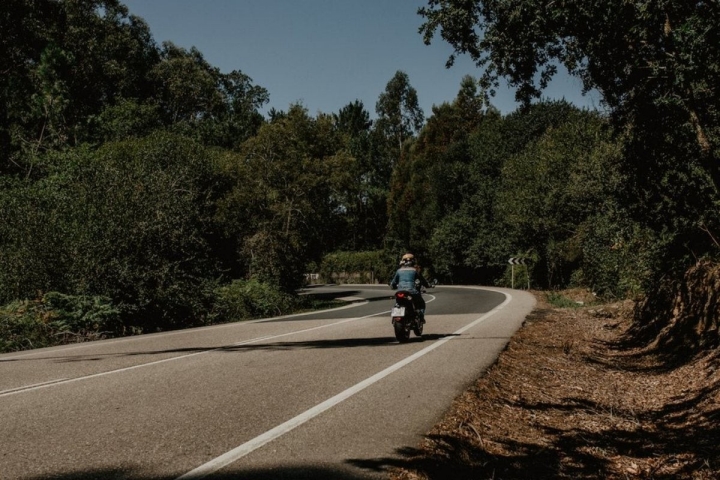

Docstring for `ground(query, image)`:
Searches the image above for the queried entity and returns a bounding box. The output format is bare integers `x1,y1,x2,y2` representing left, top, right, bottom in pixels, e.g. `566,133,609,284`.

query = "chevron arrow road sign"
508,257,530,289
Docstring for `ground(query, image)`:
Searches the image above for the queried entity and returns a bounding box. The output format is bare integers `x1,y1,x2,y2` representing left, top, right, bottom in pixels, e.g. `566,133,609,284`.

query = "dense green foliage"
419,0,720,275
213,279,298,320
2,0,717,352
0,133,226,330
418,0,720,354
0,293,121,351
388,96,647,295
319,250,396,285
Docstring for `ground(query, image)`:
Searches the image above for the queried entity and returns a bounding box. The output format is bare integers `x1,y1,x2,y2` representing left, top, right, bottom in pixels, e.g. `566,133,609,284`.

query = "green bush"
0,293,120,353
41,292,122,334
0,132,226,331
494,109,619,289
319,250,394,284
576,212,660,299
213,279,296,321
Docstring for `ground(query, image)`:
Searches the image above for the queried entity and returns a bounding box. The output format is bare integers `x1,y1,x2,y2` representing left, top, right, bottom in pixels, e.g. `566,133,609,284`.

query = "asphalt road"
0,285,535,479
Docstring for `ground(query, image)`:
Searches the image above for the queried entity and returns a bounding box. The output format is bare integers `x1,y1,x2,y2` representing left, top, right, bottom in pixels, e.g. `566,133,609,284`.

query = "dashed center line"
176,292,509,479
0,306,394,399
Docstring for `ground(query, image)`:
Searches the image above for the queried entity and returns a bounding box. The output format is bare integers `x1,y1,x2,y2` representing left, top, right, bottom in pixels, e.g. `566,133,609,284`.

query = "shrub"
319,250,394,284
0,293,120,353
576,212,660,299
0,132,226,331
213,279,296,321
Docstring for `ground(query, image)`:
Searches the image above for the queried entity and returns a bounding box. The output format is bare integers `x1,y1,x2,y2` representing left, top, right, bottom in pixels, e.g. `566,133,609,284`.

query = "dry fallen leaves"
389,290,720,479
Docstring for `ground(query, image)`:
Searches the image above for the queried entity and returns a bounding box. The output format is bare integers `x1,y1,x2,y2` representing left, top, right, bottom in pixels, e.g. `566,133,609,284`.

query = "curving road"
0,285,535,479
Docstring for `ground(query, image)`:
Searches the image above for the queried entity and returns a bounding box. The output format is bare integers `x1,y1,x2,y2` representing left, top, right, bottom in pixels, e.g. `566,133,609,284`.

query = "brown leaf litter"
386,289,720,479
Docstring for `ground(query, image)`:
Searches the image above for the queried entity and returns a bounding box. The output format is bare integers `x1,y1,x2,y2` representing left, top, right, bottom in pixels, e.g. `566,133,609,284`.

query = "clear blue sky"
121,0,601,119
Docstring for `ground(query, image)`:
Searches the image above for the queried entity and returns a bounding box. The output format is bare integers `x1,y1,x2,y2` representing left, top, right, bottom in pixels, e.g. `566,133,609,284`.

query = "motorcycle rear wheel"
394,322,410,343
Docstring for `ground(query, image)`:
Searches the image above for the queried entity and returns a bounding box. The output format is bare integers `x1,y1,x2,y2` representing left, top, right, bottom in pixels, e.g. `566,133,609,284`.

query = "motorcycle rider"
390,253,430,324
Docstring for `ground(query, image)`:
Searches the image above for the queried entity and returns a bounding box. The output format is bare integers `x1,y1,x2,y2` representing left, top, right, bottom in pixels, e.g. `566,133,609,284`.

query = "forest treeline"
1,0,718,353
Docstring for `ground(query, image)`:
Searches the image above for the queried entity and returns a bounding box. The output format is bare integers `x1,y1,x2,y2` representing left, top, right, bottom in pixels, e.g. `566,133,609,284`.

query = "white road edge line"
0,306,392,399
176,291,511,480
0,300,368,361
2,295,439,397
0,378,70,395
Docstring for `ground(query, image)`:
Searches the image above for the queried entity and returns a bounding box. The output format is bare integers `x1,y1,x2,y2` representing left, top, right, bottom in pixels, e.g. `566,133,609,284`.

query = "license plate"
391,307,405,317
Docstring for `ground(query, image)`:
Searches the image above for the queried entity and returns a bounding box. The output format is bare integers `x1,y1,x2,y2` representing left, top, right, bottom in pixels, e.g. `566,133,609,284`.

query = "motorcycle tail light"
397,292,405,298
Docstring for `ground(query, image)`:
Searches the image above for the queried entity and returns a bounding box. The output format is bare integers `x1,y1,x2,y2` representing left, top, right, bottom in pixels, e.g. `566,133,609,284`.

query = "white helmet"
400,253,416,267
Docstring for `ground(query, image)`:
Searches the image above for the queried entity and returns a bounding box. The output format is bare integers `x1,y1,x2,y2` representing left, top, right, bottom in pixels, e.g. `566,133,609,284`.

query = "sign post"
508,257,529,289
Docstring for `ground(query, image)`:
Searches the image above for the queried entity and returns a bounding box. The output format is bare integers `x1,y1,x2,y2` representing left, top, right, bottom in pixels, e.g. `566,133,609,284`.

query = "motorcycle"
390,289,423,343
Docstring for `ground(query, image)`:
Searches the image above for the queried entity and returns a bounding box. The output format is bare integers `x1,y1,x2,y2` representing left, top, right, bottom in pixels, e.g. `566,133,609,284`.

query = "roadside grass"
545,289,597,308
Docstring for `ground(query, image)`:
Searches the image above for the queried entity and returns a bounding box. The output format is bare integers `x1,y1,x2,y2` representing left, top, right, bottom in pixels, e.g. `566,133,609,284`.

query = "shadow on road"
24,465,380,479
217,333,459,351
300,287,392,303
5,334,462,363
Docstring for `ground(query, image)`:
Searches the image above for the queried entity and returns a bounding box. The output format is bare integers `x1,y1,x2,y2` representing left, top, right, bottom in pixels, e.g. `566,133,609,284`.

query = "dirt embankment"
387,261,720,479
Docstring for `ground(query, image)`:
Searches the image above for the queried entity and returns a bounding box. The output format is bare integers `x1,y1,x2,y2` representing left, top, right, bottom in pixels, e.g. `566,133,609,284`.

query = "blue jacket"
391,267,429,294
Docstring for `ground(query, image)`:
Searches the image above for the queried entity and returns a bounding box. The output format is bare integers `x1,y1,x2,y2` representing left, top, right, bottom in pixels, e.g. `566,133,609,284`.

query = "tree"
418,0,718,183
386,101,460,256
0,0,54,171
440,103,507,283
386,76,499,273
495,107,619,288
150,42,224,124
93,98,163,142
195,69,269,149
418,0,720,288
0,132,226,330
375,71,425,152
40,0,160,144
149,42,268,149
330,101,388,250
374,72,425,252
335,99,372,137
454,75,490,133
0,0,160,171
224,104,355,291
